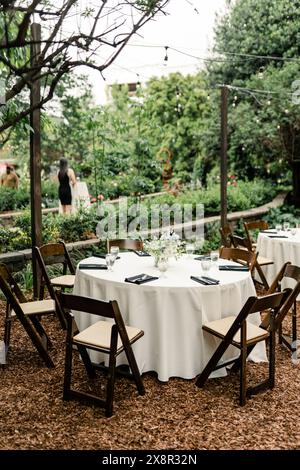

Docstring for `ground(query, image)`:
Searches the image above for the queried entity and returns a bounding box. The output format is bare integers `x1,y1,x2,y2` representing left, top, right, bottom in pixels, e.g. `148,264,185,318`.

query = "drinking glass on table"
110,246,119,261
157,257,168,278
275,223,282,232
105,253,115,271
201,259,211,272
291,227,297,236
210,251,219,265
186,243,195,258
283,222,290,232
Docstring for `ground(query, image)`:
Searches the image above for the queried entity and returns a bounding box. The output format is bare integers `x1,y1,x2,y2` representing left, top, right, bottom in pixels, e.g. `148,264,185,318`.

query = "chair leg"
63,337,73,400
196,335,233,388
123,343,145,396
39,283,45,301
255,263,269,290
105,334,118,418
4,303,12,350
77,345,96,379
29,316,53,350
239,345,247,406
269,330,276,389
292,300,297,349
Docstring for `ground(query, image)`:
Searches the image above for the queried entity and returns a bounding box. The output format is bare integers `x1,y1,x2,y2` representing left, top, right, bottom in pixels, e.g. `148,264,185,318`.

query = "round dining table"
257,229,300,289
72,252,266,382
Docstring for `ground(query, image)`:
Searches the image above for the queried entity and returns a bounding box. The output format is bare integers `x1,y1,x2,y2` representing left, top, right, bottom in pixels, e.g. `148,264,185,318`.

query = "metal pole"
220,86,228,228
30,23,42,299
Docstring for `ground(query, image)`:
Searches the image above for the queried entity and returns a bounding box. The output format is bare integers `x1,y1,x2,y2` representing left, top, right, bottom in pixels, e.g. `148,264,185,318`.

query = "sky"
85,0,227,104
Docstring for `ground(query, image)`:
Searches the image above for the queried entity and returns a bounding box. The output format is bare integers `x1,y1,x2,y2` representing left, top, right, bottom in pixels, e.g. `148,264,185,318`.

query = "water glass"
186,243,195,258
110,246,119,261
157,258,168,278
201,259,211,272
275,223,282,232
105,253,115,271
283,222,290,232
291,227,297,236
210,251,219,265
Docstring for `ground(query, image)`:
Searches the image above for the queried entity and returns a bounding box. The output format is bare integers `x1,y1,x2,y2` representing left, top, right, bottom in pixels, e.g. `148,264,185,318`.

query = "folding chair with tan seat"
0,264,55,368
107,239,143,252
244,219,269,251
36,241,75,299
196,292,286,406
59,292,145,417
231,234,273,290
263,263,300,352
34,245,73,329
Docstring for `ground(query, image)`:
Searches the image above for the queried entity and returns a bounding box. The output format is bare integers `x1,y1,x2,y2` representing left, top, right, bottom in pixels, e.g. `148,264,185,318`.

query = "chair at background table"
244,219,269,251
219,224,234,248
231,234,273,290
36,242,75,301
219,246,258,274
263,262,300,352
0,264,55,368
107,239,143,252
196,292,286,406
34,246,69,329
59,292,145,417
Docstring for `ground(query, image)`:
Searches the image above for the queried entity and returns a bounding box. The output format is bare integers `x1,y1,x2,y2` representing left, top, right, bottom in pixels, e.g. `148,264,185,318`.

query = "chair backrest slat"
39,242,75,274
220,247,257,273
59,293,115,319
107,239,143,252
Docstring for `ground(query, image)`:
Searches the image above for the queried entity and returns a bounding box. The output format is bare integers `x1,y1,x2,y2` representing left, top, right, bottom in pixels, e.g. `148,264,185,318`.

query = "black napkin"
267,235,288,238
133,250,151,257
219,265,249,271
78,264,108,270
190,275,219,285
125,273,158,284
260,230,277,234
194,255,210,261
93,253,120,259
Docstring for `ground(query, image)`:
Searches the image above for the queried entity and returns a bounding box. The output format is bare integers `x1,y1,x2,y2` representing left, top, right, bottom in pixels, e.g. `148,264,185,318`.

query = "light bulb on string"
163,46,169,66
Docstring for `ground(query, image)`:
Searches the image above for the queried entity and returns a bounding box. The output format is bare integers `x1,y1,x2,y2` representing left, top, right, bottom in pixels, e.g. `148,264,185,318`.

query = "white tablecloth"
257,230,300,290
73,253,266,381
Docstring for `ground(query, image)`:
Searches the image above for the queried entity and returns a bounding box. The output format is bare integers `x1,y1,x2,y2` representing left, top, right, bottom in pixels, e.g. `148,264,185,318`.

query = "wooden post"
30,23,42,299
220,86,228,228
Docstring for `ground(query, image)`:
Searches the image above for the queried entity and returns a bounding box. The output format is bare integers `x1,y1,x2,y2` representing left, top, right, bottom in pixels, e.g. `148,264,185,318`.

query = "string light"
164,46,169,65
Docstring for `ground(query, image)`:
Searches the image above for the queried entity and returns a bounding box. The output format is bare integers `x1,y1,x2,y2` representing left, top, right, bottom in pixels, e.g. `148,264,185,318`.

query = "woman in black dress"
58,158,76,214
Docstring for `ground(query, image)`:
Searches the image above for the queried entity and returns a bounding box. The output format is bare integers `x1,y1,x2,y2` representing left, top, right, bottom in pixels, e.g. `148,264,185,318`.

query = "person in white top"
57,158,76,215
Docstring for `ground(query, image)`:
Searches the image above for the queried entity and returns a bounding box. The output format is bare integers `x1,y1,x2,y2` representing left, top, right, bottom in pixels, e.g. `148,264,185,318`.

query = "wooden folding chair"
219,246,258,273
263,263,300,351
196,292,286,406
59,292,145,417
0,264,55,368
36,241,75,300
219,225,233,248
107,239,143,252
244,219,269,251
231,234,273,290
34,246,68,330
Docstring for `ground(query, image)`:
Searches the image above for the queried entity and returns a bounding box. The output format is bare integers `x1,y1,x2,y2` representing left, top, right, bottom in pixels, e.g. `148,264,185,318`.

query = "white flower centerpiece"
144,230,184,267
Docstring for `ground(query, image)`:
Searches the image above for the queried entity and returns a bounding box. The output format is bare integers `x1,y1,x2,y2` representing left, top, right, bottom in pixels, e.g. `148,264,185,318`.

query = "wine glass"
283,222,290,232
105,253,115,271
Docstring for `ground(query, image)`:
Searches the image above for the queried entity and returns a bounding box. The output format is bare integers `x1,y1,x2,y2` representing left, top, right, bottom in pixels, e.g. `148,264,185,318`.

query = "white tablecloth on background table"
257,230,300,290
72,253,266,381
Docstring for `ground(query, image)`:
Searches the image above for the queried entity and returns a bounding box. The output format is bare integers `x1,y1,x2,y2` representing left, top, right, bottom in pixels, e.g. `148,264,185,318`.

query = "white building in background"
85,0,226,105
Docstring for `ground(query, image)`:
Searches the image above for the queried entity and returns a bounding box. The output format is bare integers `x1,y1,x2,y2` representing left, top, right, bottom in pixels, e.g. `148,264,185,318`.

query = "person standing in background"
57,157,76,215
0,164,19,189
